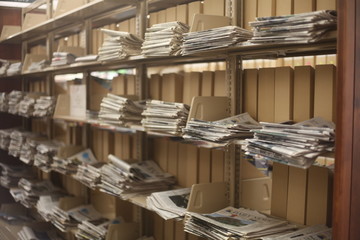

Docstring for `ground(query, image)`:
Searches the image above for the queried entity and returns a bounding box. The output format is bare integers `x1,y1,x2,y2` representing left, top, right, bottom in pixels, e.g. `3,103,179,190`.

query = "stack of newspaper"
18,95,38,117
245,117,335,168
0,92,8,111
147,188,191,220
98,29,144,61
75,54,99,63
183,113,261,144
20,135,47,165
18,225,63,240
262,225,332,240
73,162,104,189
98,93,144,127
184,206,293,239
34,141,61,173
248,10,337,44
141,100,190,135
36,194,65,222
52,148,98,175
51,204,104,232
13,178,59,208
0,59,10,76
6,62,22,76
0,163,35,188
99,154,175,199
182,26,253,55
8,130,33,157
33,96,57,117
8,90,24,115
0,128,14,150
50,52,76,67
76,217,123,240
142,22,189,56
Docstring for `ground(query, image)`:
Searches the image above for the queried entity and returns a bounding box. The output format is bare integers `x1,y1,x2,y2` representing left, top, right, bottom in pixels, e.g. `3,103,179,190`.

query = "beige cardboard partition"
0,25,21,40
149,74,162,100
190,14,231,32
176,4,188,25
56,145,85,159
293,66,314,122
58,196,85,211
53,94,87,122
187,182,228,214
54,0,87,17
240,177,272,212
243,69,258,120
188,1,203,28
243,0,257,30
203,0,225,16
274,67,294,123
22,13,47,31
317,0,337,10
258,68,275,122
22,54,47,73
294,0,315,13
276,0,294,16
187,96,230,122
257,0,276,17
201,71,214,96
57,45,85,57
106,222,139,240
271,162,289,219
183,72,202,105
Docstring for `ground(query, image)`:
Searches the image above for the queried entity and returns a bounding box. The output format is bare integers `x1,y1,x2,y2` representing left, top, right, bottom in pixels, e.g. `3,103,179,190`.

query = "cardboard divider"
22,53,47,73
56,145,85,159
187,182,228,214
22,13,47,31
106,222,139,240
53,93,87,122
58,196,85,211
0,25,21,40
190,14,231,32
240,177,272,212
187,96,230,122
54,0,88,18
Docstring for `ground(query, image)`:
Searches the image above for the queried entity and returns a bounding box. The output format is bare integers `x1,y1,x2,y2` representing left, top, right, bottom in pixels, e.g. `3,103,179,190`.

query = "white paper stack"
142,22,189,56
147,188,190,220
0,128,15,150
8,130,34,157
262,224,332,240
244,117,335,168
0,92,8,111
183,113,261,144
73,162,104,189
8,90,24,115
99,154,175,200
182,26,253,55
98,29,143,61
18,95,38,117
18,225,63,240
76,217,123,240
51,204,104,233
15,178,58,208
20,135,48,165
52,148,98,175
34,141,61,173
248,10,337,44
50,52,76,67
0,163,35,188
6,62,22,76
184,206,294,239
33,96,57,117
0,59,10,76
98,93,144,127
142,100,189,135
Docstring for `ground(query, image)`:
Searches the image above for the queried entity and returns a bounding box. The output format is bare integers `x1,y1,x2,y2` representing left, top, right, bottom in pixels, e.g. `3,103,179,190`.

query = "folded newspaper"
98,93,144,127
98,29,143,61
245,117,335,168
73,162,104,189
183,112,261,145
147,188,191,220
8,90,24,115
142,22,189,56
261,224,332,240
76,217,124,240
141,100,190,135
182,26,253,55
248,10,337,44
98,154,175,199
184,206,291,239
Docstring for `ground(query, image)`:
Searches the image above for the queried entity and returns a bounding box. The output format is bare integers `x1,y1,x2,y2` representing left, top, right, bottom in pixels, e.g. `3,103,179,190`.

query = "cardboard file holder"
187,182,228,214
22,53,47,73
22,13,47,31
0,25,21,40
190,14,231,32
188,96,230,122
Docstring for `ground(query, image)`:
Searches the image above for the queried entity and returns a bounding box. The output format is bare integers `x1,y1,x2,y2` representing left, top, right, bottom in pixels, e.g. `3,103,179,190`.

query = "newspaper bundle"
50,52,76,67
0,92,8,111
262,224,332,240
184,206,293,239
8,129,34,157
36,194,68,222
8,90,24,115
99,154,175,199
34,141,62,173
33,96,57,117
0,59,10,76
18,94,38,117
147,188,191,220
0,128,16,150
6,62,22,76
183,112,261,144
98,29,144,61
141,100,190,135
182,26,253,55
0,163,35,188
73,162,104,189
98,93,144,127
76,217,123,240
245,117,335,168
248,10,337,44
52,148,98,175
142,22,189,56
20,134,48,165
